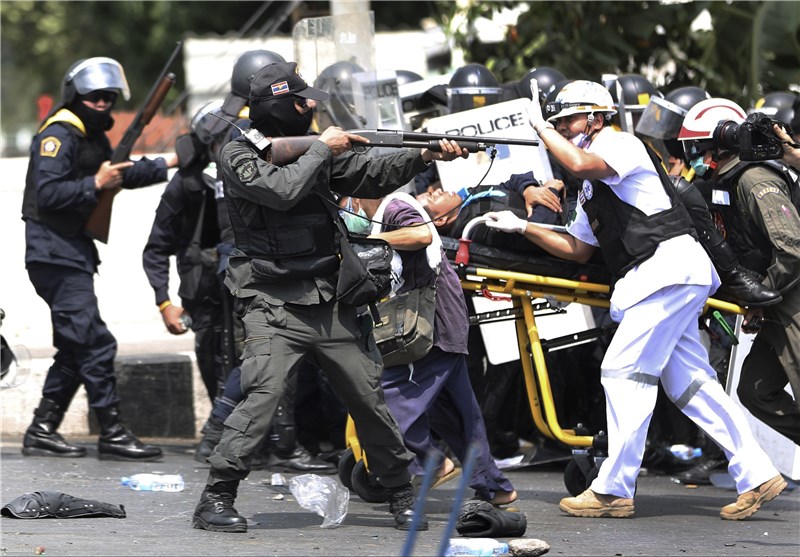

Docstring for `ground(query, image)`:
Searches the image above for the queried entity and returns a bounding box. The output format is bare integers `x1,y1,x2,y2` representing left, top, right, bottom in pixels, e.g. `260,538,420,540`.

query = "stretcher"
338,219,745,499
442,218,745,495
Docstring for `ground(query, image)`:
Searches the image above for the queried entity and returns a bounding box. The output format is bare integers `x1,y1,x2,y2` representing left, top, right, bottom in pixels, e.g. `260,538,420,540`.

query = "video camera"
713,112,791,161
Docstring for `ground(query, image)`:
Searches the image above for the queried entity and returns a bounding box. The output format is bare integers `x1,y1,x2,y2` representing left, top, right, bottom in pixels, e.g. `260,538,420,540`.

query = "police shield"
424,98,552,191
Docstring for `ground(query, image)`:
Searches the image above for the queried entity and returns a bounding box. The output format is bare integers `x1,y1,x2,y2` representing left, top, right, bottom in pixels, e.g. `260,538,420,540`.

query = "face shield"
68,57,131,101
635,96,687,140
446,86,503,113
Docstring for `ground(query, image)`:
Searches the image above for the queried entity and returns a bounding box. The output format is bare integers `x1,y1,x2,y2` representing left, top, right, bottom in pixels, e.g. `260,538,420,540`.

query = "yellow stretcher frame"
458,263,745,450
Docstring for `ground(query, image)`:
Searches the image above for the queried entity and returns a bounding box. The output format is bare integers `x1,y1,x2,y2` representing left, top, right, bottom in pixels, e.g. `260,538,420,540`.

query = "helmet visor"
69,58,130,101
635,96,686,140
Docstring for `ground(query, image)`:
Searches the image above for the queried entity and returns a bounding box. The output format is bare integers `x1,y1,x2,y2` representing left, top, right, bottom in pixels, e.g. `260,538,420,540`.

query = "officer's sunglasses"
295,97,309,110
84,91,118,104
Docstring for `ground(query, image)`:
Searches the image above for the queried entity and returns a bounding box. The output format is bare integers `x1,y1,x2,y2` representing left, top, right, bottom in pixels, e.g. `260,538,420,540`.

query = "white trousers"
591,283,779,499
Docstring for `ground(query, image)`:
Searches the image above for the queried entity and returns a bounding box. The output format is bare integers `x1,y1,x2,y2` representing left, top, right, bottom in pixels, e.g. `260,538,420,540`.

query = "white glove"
484,211,528,234
527,82,553,134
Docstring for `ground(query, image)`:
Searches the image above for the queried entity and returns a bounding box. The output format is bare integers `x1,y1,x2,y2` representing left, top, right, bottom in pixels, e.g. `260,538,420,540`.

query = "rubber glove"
484,211,528,234
527,82,553,134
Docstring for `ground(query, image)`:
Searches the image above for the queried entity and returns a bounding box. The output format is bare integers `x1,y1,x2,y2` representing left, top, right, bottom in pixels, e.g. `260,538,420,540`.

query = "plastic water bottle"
444,538,509,556
120,473,185,492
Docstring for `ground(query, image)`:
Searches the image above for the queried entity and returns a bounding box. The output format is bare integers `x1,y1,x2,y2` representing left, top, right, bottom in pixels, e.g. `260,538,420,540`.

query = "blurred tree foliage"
0,0,438,135
3,0,798,137
436,0,800,108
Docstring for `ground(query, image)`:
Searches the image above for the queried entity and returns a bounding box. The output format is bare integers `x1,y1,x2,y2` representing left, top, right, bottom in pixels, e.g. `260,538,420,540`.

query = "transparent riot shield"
292,12,404,131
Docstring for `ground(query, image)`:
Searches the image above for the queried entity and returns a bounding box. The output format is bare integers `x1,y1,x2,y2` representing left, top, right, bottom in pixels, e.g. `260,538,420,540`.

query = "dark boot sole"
267,463,337,474
192,518,247,533
22,447,87,458
98,452,163,462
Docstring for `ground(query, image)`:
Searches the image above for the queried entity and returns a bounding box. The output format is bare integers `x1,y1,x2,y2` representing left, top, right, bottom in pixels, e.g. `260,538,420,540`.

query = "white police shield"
424,98,553,191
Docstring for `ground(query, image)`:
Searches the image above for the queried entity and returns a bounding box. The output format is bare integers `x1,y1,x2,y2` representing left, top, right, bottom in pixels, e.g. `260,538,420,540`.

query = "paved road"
1,437,798,557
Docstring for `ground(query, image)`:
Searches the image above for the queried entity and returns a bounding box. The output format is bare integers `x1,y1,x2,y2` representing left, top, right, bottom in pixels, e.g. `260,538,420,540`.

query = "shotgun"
265,129,539,166
84,41,182,243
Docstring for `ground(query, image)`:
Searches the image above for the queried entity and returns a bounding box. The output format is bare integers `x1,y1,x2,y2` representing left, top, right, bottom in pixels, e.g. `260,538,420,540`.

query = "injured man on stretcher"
415,170,780,309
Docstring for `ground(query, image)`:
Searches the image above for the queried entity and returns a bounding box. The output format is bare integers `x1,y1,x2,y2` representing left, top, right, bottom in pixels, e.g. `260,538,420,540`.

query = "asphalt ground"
1,436,798,557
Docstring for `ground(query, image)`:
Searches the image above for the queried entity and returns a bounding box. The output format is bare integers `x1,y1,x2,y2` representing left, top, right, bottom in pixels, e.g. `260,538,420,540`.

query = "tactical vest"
22,109,108,237
225,139,339,281
712,159,800,276
580,148,697,281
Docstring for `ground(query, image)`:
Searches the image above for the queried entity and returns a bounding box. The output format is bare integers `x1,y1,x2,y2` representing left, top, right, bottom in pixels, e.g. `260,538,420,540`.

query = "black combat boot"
262,401,336,473
718,264,782,308
194,416,225,463
22,398,87,457
95,406,162,461
388,482,428,531
193,480,247,533
674,177,782,308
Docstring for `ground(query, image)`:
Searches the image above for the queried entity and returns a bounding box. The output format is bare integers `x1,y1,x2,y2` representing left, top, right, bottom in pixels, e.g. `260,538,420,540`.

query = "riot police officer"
191,61,466,533
142,100,227,403
21,57,175,461
678,97,800,446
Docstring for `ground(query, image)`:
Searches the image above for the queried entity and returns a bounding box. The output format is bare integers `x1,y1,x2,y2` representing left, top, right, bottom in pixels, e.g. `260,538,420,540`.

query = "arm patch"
40,137,62,158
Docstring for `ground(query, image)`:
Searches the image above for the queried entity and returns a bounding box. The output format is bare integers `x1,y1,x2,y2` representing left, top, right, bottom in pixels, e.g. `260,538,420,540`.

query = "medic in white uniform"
484,80,787,520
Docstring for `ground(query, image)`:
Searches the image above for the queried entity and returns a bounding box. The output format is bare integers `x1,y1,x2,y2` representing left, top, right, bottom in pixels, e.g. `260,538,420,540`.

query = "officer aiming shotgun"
206,117,539,166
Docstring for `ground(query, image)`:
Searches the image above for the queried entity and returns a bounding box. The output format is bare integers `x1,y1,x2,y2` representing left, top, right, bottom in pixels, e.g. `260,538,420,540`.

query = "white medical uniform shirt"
566,127,720,320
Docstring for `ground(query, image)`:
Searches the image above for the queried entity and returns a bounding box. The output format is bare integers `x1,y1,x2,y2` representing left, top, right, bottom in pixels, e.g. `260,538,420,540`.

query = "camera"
713,112,789,161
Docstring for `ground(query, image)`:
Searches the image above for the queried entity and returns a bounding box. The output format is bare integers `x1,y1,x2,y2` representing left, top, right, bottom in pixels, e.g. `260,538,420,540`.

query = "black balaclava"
249,95,312,137
69,96,114,135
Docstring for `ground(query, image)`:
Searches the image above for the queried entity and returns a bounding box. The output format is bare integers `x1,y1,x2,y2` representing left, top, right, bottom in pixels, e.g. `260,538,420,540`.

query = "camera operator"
678,98,800,445
773,123,800,170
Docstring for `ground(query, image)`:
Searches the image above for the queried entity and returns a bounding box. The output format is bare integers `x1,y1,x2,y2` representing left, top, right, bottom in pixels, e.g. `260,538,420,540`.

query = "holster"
1,491,126,519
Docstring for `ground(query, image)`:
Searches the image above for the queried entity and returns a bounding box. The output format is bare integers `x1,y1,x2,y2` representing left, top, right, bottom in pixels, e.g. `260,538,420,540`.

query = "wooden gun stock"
84,72,177,244
266,136,319,166
85,41,182,244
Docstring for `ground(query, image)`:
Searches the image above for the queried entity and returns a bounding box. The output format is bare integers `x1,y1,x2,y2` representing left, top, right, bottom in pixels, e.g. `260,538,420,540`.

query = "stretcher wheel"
351,459,391,503
564,458,599,496
337,448,356,491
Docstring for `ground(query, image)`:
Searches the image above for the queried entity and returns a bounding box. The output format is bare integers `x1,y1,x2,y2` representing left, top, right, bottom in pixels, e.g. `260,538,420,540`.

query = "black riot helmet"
636,85,710,142
231,50,287,99
665,86,711,113
314,61,368,129
446,63,503,113
752,91,798,118
518,67,567,103
61,57,130,105
396,70,423,86
607,73,661,112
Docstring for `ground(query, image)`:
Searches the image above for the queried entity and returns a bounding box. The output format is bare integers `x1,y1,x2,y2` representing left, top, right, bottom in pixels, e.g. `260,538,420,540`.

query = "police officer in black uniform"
21,57,175,461
191,61,467,533
142,100,227,403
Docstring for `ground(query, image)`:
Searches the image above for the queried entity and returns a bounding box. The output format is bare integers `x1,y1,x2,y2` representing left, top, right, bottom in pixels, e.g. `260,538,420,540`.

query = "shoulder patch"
755,186,782,199
40,137,62,158
234,159,258,183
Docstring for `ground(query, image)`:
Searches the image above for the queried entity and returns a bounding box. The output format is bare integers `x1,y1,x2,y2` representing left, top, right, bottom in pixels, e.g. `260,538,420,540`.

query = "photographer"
678,98,800,446
773,123,800,170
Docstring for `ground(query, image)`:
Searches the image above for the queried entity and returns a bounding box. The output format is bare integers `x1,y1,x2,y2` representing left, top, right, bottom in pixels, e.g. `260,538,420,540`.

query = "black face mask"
250,96,312,137
69,99,114,135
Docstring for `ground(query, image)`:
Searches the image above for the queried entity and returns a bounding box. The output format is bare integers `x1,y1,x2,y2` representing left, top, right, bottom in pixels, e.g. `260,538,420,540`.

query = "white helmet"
677,98,746,141
544,80,617,122
678,98,747,161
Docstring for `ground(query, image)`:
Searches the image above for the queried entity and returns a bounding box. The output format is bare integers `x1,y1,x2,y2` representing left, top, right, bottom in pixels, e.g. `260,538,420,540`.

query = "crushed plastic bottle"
444,538,509,556
120,473,184,492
